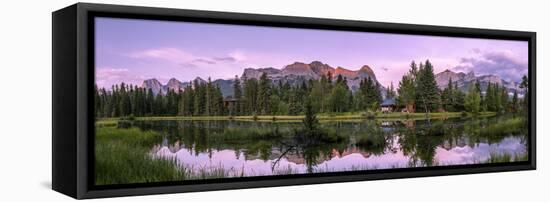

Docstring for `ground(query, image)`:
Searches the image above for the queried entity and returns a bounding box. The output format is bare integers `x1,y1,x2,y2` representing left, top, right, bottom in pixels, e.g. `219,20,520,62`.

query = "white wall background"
0,0,547,201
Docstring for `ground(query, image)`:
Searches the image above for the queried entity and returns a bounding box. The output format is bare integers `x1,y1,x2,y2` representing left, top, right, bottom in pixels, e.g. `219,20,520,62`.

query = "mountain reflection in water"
128,116,527,177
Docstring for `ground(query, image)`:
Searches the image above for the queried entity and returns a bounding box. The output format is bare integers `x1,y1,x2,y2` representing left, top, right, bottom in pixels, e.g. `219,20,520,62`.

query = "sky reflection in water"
147,118,527,177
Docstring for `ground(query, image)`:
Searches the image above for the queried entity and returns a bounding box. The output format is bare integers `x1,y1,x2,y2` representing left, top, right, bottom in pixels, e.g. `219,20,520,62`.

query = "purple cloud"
179,62,198,69
213,56,237,62
453,50,527,82
127,47,195,63
96,67,145,88
127,47,248,69
193,58,216,64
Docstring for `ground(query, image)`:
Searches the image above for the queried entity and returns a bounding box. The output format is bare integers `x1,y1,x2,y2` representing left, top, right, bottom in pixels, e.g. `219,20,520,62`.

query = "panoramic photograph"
94,17,530,185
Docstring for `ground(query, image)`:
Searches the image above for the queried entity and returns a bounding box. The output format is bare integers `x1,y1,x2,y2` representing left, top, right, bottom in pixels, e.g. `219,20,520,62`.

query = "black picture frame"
52,2,536,199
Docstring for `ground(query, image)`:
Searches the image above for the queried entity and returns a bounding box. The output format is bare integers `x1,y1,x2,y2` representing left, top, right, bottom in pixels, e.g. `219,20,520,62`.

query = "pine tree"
128,85,135,115
519,75,528,113
512,90,519,113
500,87,509,113
100,87,108,117
243,78,259,114
397,75,415,112
146,88,154,115
397,61,417,112
303,99,319,136
232,75,242,115
329,82,348,113
474,80,486,111
385,82,396,99
336,74,344,84
94,85,101,117
415,60,440,112
213,85,225,115
372,82,382,110
193,80,206,115
153,92,163,115
494,83,502,113
178,88,187,116
319,74,329,112
119,83,131,116
409,60,418,79
269,94,283,115
165,89,176,115
288,86,301,115
258,73,271,114
185,83,195,115
327,71,333,86
357,77,382,112
465,83,481,114
475,80,482,94
452,82,465,111
347,90,354,112
309,79,324,113
205,78,213,116
486,82,495,111
441,78,454,112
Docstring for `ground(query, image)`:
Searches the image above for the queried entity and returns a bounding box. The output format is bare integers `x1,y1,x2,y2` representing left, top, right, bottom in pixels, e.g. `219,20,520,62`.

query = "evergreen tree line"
396,60,527,114
231,72,383,116
95,59,528,117
95,78,228,118
95,72,384,117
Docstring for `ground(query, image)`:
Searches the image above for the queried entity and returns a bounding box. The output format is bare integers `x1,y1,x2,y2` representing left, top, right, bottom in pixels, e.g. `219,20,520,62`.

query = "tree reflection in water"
125,115,527,176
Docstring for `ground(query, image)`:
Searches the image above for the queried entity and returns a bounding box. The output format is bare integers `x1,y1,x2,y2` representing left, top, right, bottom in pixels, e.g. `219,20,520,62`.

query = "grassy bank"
95,127,188,185
96,111,497,125
95,127,241,185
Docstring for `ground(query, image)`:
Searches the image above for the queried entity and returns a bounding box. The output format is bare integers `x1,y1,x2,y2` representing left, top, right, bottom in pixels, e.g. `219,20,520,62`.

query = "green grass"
95,118,118,127
95,127,236,185
96,111,497,123
95,127,188,185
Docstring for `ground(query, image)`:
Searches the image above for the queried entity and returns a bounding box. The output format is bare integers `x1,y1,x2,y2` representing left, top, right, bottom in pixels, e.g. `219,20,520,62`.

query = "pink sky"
95,17,528,88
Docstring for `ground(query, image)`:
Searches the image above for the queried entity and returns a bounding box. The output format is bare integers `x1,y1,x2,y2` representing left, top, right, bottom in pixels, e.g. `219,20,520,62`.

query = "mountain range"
434,69,523,95
142,61,380,96
141,61,524,97
241,61,380,91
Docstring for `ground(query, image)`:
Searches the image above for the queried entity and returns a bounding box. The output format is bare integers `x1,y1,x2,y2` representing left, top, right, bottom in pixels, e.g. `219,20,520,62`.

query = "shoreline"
96,112,497,125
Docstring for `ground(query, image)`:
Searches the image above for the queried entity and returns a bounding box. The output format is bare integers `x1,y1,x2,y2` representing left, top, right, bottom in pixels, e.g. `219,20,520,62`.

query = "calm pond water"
127,116,528,177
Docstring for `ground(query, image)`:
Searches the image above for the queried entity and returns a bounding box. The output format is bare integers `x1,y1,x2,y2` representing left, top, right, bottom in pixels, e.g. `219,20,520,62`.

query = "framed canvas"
52,3,536,199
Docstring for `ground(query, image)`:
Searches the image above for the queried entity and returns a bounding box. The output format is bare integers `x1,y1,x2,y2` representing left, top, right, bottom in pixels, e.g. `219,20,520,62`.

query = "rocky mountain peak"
141,78,163,95
435,69,523,94
359,65,374,73
142,78,161,87
193,77,206,83
465,71,476,80
309,61,324,66
142,60,384,97
242,67,282,80
334,66,356,77
358,65,376,78
308,61,333,76
167,78,180,85
281,62,318,78
283,62,312,71
166,78,184,92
